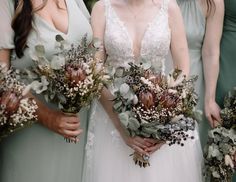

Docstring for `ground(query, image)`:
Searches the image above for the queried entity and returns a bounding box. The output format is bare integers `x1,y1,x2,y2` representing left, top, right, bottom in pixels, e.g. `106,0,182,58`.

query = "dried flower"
0,66,38,140
112,62,198,167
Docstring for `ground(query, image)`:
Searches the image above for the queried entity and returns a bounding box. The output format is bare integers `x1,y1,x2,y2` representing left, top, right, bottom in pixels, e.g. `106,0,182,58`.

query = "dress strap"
104,0,111,18
161,0,170,12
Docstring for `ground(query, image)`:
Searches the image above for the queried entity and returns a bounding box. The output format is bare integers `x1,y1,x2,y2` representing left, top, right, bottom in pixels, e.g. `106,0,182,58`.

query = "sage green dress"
177,0,209,147
216,1,236,181
0,0,92,182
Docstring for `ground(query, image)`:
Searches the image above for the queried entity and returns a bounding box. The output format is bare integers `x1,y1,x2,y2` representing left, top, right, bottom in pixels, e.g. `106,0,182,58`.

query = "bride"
83,0,203,181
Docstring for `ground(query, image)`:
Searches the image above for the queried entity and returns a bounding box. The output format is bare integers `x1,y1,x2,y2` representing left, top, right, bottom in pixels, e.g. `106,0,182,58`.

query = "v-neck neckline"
108,0,164,59
34,0,70,35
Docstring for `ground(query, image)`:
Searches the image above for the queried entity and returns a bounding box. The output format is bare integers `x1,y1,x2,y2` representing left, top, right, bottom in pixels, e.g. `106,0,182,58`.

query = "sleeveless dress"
176,0,209,147
215,1,236,181
0,0,92,182
82,0,203,182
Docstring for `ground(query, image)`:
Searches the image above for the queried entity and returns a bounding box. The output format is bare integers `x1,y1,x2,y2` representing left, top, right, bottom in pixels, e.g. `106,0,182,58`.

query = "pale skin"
0,0,82,141
197,0,224,128
91,0,190,155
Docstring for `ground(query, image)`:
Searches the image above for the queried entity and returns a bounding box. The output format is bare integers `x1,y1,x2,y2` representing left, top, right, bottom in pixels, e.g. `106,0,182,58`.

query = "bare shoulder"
167,0,181,18
91,0,105,16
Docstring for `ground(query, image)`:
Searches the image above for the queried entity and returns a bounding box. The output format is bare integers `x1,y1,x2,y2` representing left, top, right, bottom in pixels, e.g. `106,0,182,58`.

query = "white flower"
120,83,130,96
22,84,32,96
140,77,154,87
132,95,138,105
50,55,65,70
31,76,49,94
181,89,187,98
94,63,103,74
167,73,185,88
171,115,184,122
0,62,8,73
225,155,234,169
168,89,177,94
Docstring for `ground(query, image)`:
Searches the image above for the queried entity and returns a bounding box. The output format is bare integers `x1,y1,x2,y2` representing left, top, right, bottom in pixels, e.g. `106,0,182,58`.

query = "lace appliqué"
104,0,171,74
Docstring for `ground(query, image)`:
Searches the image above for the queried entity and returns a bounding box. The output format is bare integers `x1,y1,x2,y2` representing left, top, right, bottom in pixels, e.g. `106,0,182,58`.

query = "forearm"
202,51,220,103
99,87,128,139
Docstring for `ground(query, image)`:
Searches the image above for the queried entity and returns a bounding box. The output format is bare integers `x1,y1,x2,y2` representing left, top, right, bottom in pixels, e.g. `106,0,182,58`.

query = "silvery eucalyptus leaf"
128,117,140,131
35,45,45,58
118,112,129,127
119,83,130,96
51,55,66,70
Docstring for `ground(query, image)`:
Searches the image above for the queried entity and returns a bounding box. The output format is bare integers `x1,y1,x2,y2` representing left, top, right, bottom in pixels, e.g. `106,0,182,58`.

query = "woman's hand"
0,91,21,115
144,139,165,155
205,99,221,128
123,135,153,156
45,111,83,142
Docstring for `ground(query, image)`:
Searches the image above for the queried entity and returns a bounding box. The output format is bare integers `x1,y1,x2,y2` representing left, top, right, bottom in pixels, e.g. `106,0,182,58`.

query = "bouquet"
0,64,38,140
112,62,198,167
204,88,236,182
27,35,109,142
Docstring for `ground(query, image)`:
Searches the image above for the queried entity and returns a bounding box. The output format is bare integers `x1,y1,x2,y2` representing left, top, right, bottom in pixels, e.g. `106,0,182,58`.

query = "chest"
104,7,171,59
33,0,69,34
11,0,92,70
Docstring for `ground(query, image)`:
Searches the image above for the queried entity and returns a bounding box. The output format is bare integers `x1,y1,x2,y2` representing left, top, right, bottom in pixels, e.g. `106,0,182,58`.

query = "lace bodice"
104,0,171,73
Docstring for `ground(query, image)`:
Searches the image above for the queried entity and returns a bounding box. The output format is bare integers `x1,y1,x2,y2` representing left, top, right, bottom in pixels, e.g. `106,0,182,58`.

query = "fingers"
64,129,83,138
145,143,164,155
66,116,80,124
64,122,80,130
132,145,149,156
134,137,152,147
206,114,214,128
144,138,160,145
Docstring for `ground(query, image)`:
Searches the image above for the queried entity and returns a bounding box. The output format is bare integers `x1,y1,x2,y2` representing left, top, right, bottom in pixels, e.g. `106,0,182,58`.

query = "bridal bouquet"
0,64,38,140
112,62,198,167
204,88,236,182
27,35,109,142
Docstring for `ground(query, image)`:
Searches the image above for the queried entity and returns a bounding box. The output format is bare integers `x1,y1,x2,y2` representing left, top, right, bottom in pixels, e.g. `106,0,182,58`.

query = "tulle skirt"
83,101,203,182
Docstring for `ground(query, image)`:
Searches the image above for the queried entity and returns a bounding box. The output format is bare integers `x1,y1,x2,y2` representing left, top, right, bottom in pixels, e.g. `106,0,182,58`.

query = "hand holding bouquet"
204,88,236,182
27,35,109,142
112,62,198,167
0,64,38,140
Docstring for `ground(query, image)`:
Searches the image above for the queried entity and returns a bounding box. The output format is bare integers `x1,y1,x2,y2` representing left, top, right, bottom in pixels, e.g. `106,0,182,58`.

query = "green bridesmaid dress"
216,1,236,181
0,0,92,182
216,0,236,107
177,0,209,147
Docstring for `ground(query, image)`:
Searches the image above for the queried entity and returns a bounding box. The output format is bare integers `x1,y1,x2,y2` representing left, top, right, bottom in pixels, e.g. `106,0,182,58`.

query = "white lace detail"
84,101,98,172
84,0,171,173
111,129,123,147
104,0,171,73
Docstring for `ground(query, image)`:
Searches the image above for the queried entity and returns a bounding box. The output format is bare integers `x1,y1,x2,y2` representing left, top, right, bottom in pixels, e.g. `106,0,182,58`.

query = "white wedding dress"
82,0,203,181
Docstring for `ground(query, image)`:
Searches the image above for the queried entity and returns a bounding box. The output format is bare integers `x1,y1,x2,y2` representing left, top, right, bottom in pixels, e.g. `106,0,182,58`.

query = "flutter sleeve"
0,0,15,50
75,0,90,20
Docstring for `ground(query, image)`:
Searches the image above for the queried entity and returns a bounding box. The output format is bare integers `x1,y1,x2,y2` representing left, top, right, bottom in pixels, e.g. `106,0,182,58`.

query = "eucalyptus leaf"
55,34,64,42
120,83,130,96
35,45,45,58
212,171,221,178
128,117,140,131
119,112,129,127
113,101,122,111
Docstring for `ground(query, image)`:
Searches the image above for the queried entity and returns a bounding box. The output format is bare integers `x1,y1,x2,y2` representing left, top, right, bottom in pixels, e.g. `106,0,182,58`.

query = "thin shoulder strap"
162,0,170,12
104,0,111,17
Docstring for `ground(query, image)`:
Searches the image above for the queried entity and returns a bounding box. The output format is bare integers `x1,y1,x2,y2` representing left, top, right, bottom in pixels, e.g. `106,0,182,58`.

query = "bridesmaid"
0,0,92,182
206,0,236,181
175,0,224,146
